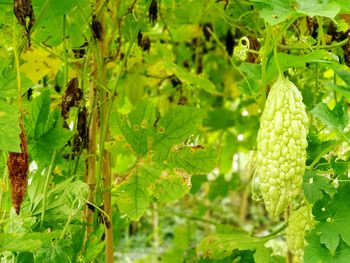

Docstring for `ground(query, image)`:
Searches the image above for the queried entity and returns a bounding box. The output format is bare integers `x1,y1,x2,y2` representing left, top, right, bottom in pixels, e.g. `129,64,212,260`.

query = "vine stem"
40,151,57,231
0,153,8,221
12,20,24,126
84,49,98,244
261,22,271,104
279,38,349,50
93,0,114,261
274,42,283,77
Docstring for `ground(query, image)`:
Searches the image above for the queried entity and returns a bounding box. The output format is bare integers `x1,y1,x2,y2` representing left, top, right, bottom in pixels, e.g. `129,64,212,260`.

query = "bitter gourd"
286,205,314,261
256,77,308,217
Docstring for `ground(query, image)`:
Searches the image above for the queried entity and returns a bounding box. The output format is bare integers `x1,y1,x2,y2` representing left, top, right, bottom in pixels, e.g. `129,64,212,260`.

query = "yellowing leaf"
324,69,334,79
21,47,61,84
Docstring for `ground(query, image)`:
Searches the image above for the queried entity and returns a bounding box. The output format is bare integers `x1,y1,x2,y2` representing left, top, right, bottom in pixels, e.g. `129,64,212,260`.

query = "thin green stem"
316,17,325,46
12,20,24,118
0,153,8,218
40,151,57,231
261,24,271,103
63,15,69,85
279,38,349,50
261,223,287,239
60,214,73,239
274,42,283,77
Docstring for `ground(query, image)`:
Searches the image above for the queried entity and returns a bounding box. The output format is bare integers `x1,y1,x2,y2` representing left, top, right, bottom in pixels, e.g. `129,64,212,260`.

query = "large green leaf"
312,184,350,254
306,126,337,166
30,179,88,225
0,68,32,99
168,147,216,174
305,230,350,263
153,106,204,161
253,0,340,25
115,166,160,221
296,0,341,18
154,173,190,204
118,100,156,156
252,0,294,25
148,61,217,94
0,232,61,253
311,98,349,140
25,90,72,164
267,51,338,79
197,233,271,263
33,0,90,47
35,239,74,263
303,171,337,204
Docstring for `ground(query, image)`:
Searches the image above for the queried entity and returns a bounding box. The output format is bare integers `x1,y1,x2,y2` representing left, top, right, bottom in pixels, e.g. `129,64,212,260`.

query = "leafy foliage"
197,233,272,263
25,90,72,164
303,171,336,204
312,184,350,254
0,102,21,152
0,0,350,262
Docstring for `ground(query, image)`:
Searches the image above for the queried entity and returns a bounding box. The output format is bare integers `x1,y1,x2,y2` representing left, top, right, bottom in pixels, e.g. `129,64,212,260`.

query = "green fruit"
256,77,308,217
286,205,314,261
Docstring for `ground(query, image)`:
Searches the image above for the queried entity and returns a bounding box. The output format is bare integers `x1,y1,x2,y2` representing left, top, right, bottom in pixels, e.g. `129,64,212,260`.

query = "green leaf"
33,0,90,47
237,78,260,97
303,171,336,204
30,179,88,224
209,174,238,201
330,157,349,176
334,0,350,12
325,83,350,98
16,252,34,263
311,98,349,137
167,147,216,174
83,225,105,261
154,173,190,204
0,101,21,152
305,230,350,263
296,0,340,19
253,0,294,25
197,233,271,263
312,184,350,254
0,69,32,99
149,61,217,94
0,232,61,253
153,106,204,162
253,0,340,25
307,126,336,166
333,67,350,86
268,51,338,79
25,90,72,164
190,175,207,195
35,239,74,263
203,109,236,131
118,100,156,156
115,166,160,221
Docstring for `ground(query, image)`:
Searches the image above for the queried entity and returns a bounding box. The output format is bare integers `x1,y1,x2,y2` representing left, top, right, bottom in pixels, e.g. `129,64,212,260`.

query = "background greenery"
0,0,350,262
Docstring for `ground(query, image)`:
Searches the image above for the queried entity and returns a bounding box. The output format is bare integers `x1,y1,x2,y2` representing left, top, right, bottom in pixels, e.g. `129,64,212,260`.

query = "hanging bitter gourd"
256,76,308,217
286,205,314,261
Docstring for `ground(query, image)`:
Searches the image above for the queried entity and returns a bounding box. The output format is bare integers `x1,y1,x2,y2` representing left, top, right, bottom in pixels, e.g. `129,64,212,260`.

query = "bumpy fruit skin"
256,77,308,217
286,205,314,261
